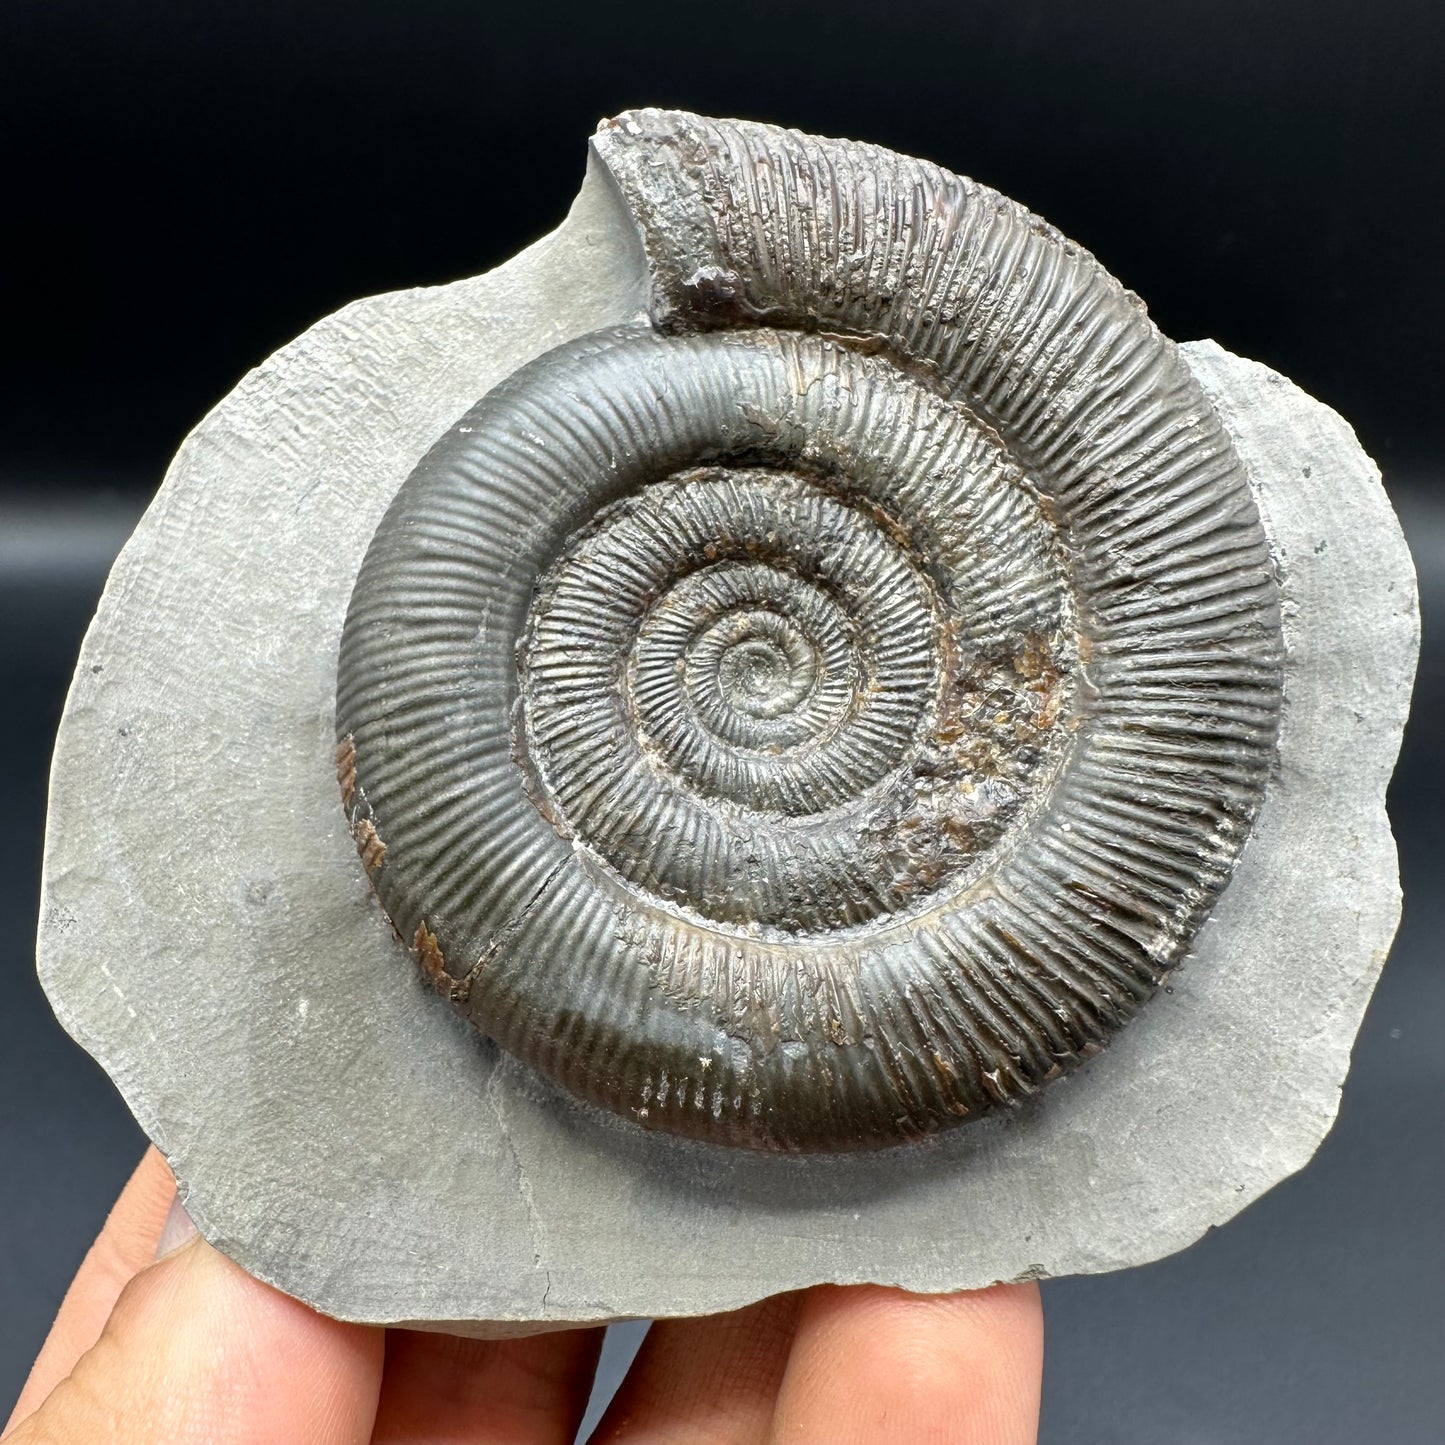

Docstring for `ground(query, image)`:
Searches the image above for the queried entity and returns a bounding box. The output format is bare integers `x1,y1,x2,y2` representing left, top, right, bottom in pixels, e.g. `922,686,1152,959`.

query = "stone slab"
36,153,1417,1334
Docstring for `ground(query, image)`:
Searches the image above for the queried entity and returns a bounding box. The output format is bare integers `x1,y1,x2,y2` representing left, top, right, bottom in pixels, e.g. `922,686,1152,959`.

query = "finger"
4,1218,384,1445
768,1282,1042,1445
591,1293,803,1444
6,1146,176,1429
369,1325,604,1445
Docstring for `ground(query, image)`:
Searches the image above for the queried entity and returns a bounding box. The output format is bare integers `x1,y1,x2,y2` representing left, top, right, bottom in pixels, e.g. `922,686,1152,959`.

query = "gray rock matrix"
38,113,1416,1333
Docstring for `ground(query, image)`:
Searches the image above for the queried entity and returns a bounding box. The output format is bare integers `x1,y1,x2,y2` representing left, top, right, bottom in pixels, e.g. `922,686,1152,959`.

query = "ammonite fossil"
336,109,1285,1151
34,100,1414,1322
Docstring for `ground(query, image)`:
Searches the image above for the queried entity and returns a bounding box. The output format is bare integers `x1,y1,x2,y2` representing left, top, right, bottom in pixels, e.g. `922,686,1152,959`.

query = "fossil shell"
336,110,1285,1151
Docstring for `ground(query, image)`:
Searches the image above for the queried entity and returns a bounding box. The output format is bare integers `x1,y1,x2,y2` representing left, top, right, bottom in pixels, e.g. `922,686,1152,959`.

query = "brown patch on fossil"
352,817,386,876
413,920,453,997
336,734,357,813
1012,631,1057,684
934,626,1068,774
844,621,1074,906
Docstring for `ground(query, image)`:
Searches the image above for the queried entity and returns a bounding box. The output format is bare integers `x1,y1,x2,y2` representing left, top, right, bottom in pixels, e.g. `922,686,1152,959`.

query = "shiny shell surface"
336,111,1284,1150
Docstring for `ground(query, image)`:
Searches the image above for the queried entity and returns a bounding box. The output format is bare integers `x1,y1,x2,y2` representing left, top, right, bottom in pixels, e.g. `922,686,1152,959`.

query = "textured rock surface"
37,145,1416,1332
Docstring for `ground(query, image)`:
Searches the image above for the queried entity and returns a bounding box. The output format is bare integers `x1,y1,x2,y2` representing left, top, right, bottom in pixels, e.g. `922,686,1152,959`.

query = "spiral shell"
335,110,1284,1151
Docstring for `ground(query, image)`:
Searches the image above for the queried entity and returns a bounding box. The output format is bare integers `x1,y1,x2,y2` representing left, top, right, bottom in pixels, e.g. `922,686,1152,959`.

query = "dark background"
2,2,1441,1440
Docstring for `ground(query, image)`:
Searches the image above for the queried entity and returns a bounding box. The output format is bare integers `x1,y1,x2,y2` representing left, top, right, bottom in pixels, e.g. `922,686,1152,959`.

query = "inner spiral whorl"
698,613,817,726
654,569,854,754
522,467,948,930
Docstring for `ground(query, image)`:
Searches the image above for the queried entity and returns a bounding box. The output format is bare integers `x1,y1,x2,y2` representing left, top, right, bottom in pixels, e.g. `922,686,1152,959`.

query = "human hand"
4,1148,1042,1444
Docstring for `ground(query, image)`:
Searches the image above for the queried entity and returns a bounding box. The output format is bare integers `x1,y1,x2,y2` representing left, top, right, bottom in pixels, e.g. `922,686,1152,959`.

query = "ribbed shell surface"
335,110,1284,1150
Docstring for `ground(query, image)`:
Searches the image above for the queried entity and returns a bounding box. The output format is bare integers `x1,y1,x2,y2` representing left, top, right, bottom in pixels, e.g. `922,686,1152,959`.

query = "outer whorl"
335,110,1285,1151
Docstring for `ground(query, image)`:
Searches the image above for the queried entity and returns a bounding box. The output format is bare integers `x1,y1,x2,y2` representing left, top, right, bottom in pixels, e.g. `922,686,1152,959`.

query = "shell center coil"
519,451,1073,936
702,617,817,722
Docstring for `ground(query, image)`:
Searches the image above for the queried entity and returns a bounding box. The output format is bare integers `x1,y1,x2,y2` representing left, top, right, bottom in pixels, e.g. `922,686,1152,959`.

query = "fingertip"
590,1293,803,1443
5,1147,179,1432
371,1326,605,1445
13,1232,384,1445
773,1281,1043,1445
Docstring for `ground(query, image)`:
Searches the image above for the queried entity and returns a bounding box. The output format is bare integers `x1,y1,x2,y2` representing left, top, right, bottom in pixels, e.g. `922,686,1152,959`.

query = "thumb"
5,1199,384,1445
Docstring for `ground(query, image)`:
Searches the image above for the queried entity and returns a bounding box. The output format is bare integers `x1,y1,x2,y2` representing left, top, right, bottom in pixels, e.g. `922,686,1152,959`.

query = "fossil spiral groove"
336,110,1285,1150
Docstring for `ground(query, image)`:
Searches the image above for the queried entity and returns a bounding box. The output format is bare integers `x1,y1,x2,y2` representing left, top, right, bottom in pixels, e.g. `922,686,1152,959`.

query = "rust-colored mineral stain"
413,920,450,995
1013,630,1054,682
336,734,357,813
353,816,386,876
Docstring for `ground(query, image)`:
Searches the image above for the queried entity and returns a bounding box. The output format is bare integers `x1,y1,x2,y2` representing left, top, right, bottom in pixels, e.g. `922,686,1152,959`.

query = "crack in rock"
484,1065,550,1294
